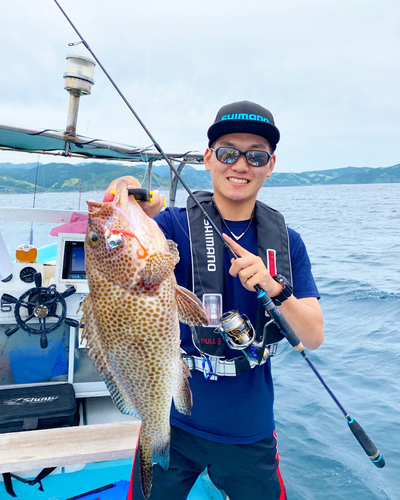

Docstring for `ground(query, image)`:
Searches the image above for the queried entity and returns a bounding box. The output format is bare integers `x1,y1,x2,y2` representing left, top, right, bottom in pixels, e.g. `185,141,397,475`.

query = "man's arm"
224,234,324,350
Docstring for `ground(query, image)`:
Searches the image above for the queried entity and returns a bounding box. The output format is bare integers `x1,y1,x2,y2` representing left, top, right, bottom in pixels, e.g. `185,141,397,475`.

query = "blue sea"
1,183,399,499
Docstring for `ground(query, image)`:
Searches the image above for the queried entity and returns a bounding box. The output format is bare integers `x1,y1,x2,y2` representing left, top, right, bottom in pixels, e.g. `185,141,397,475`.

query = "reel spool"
219,310,255,350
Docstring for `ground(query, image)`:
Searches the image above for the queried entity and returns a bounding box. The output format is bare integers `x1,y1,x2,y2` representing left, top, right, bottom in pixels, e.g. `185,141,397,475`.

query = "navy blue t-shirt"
155,206,319,445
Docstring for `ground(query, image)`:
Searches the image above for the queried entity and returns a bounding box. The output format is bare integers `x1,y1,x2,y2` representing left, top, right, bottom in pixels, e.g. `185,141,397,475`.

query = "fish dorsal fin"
166,239,180,265
175,285,208,326
78,294,140,417
140,252,177,285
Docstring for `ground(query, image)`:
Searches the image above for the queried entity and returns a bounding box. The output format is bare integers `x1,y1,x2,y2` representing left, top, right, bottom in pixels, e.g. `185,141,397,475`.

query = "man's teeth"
228,178,249,184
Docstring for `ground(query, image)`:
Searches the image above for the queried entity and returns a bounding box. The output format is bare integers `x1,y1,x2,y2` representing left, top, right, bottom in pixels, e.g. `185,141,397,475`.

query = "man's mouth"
227,177,249,185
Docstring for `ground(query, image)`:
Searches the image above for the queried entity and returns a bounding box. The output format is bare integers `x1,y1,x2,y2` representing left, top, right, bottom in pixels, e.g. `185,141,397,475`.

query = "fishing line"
78,162,85,210
54,0,385,468
29,154,40,245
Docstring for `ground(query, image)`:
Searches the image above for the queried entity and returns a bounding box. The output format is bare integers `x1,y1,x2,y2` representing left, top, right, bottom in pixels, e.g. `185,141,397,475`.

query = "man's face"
204,132,276,208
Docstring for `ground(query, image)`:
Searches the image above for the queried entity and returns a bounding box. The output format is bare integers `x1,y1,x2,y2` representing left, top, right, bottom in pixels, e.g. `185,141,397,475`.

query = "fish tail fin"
173,358,193,416
139,435,153,500
139,427,170,498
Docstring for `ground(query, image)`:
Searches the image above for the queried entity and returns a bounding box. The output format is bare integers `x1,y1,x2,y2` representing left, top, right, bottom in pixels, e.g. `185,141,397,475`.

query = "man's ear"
266,155,276,178
204,147,212,172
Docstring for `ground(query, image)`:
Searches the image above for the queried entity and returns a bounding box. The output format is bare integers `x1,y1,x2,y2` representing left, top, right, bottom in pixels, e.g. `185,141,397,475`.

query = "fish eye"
89,232,99,245
108,234,123,248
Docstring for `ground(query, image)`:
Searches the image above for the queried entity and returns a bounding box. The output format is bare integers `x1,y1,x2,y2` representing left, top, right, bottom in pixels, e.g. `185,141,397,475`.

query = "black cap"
207,100,280,149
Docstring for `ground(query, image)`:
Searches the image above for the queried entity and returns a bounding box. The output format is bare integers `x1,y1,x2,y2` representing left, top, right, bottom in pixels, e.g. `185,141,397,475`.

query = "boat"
0,54,226,500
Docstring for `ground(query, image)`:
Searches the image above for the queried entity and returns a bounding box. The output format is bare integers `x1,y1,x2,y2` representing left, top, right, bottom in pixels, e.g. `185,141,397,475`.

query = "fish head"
85,178,168,288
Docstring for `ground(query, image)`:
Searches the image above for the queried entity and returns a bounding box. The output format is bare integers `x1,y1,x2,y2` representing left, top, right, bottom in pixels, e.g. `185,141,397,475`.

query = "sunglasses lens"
246,151,270,167
214,147,270,167
216,148,240,164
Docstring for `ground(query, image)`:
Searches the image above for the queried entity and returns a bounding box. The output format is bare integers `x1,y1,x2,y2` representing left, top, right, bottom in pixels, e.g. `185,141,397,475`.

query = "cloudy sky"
1,0,399,172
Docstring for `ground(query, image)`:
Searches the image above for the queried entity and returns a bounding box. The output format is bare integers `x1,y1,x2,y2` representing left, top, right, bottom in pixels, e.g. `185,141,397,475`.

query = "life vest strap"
181,344,277,381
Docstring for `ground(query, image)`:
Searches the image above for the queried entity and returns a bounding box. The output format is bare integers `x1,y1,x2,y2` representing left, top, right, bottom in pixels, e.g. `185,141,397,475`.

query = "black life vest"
186,191,292,362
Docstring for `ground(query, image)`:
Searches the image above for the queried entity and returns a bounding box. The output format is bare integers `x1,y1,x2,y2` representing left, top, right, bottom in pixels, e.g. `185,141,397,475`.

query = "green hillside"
0,161,399,193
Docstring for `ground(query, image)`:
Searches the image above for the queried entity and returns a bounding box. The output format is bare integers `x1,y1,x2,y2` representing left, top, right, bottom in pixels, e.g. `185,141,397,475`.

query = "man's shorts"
129,425,287,500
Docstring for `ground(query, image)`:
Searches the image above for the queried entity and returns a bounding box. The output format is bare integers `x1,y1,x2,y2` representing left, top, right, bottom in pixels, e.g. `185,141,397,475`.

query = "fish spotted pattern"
79,179,208,498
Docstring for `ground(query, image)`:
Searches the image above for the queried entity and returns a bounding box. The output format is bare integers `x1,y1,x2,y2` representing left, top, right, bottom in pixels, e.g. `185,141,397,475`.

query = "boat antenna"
53,0,385,469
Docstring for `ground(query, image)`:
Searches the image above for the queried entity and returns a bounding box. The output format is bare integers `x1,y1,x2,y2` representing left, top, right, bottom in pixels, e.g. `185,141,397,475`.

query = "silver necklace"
212,198,254,241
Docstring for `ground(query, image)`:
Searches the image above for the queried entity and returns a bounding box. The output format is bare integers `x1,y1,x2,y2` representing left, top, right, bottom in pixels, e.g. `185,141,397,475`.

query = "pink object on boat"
50,212,88,236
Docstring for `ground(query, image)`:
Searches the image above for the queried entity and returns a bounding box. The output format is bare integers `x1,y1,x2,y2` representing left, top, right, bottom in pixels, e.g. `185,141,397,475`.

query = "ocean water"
1,183,399,499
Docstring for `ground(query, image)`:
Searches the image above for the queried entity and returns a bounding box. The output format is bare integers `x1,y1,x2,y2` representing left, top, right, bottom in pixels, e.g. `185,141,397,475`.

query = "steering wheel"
1,272,79,349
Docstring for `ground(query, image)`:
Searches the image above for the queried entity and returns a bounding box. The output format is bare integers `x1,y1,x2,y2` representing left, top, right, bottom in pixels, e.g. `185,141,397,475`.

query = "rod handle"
347,418,385,468
256,287,304,351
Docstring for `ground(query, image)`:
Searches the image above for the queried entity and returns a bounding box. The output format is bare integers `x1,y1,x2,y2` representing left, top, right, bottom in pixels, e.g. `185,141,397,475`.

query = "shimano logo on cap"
221,113,270,123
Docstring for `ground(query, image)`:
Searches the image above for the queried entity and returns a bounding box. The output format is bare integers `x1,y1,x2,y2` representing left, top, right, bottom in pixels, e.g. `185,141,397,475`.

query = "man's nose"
231,155,250,171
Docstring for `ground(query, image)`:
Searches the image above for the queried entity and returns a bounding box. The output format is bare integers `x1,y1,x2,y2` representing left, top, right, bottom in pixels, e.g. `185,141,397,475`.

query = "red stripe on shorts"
127,424,141,500
274,430,286,500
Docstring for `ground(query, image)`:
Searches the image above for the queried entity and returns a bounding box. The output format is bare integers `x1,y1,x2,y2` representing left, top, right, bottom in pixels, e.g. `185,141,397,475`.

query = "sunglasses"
211,147,272,167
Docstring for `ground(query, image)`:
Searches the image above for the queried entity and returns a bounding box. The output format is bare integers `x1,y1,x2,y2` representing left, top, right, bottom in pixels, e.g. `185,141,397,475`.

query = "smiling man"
117,100,324,499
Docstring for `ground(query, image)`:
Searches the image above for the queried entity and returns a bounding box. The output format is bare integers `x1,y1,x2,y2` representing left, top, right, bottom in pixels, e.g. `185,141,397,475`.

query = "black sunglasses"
211,147,272,167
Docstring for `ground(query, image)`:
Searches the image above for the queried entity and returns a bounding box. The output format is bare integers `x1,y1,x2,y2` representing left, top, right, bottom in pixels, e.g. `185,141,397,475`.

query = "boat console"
0,234,108,398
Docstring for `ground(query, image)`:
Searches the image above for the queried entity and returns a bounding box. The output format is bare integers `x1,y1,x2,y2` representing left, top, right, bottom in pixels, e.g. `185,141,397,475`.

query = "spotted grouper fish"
79,179,208,498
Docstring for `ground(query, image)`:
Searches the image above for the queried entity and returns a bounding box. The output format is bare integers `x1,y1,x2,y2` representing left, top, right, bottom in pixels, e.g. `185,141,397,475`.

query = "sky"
0,0,399,173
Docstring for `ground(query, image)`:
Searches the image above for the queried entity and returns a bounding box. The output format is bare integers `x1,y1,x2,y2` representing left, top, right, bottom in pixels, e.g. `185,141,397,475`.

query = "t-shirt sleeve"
288,228,320,299
154,208,174,240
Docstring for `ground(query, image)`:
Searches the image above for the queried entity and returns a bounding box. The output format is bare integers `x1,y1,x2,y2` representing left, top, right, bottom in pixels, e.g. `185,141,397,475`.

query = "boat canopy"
0,123,204,165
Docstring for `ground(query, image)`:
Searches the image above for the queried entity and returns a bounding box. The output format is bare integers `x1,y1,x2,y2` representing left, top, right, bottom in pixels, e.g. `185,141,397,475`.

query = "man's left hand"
223,234,282,296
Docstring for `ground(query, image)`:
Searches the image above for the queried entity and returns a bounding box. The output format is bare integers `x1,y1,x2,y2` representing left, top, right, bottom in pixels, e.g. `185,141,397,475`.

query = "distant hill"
0,162,43,170
0,162,213,193
0,161,399,193
265,165,400,187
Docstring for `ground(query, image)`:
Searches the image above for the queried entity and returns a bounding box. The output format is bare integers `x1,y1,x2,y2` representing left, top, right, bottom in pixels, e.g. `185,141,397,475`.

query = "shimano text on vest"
204,219,216,272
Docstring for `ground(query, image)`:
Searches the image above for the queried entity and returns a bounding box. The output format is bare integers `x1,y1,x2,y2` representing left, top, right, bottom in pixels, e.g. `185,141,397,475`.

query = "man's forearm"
279,296,324,350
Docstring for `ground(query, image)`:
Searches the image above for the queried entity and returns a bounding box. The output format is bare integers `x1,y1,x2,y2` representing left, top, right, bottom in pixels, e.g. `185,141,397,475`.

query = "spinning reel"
218,310,276,365
1,272,79,349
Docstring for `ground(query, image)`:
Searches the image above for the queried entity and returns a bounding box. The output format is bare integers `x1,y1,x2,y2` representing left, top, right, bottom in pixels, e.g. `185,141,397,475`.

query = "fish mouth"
86,179,131,215
87,180,148,259
113,179,131,214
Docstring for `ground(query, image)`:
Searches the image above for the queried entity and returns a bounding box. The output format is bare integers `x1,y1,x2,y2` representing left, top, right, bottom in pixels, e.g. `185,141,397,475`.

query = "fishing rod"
54,0,385,468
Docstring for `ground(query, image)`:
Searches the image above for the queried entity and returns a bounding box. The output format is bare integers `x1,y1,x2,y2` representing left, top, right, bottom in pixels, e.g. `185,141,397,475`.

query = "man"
108,101,324,499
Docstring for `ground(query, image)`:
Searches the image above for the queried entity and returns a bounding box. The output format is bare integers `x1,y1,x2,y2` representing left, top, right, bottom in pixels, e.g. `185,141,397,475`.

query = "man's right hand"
104,176,166,219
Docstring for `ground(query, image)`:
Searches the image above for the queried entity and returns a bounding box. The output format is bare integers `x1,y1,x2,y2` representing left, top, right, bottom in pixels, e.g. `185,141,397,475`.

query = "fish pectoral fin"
140,252,176,285
173,358,193,416
79,295,139,417
175,285,209,326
